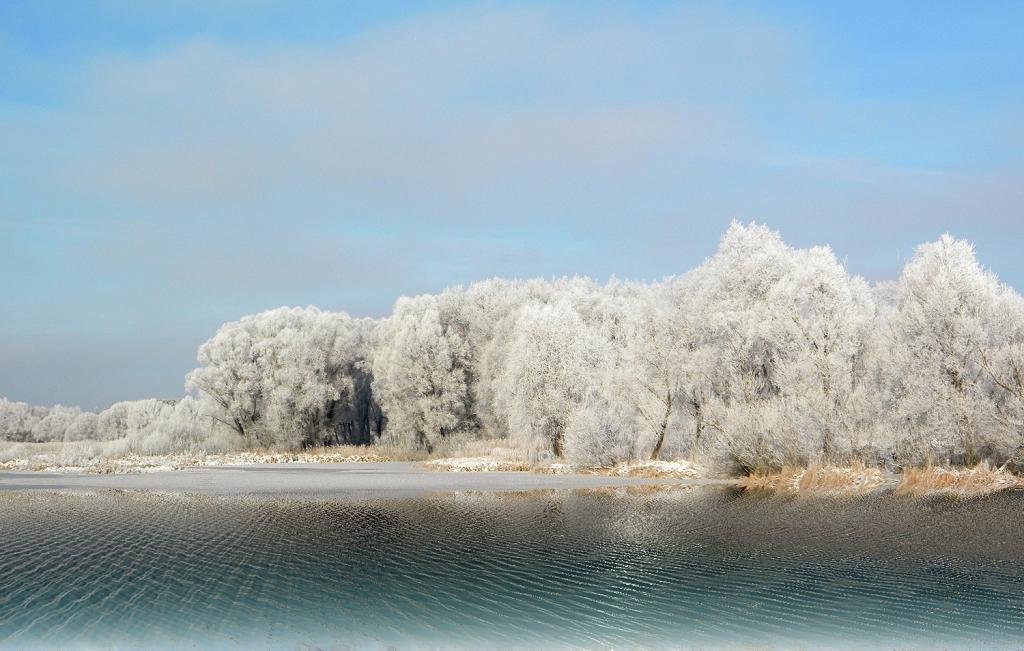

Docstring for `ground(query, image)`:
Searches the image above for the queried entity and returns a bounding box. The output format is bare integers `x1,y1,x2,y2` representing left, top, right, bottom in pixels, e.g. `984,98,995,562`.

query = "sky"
2,1,1023,409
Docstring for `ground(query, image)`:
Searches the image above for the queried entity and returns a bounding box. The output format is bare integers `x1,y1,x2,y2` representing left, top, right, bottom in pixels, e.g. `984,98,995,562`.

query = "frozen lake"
0,461,714,497
1,485,1023,649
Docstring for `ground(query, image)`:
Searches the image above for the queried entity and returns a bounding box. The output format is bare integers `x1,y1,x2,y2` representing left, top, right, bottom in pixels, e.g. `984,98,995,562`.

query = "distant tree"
64,411,100,442
0,398,48,441
97,399,168,440
125,396,236,454
31,405,83,442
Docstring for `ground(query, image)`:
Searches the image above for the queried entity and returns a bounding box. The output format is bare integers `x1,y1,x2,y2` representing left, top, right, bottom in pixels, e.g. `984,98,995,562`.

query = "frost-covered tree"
63,411,100,442
496,300,609,458
615,282,687,460
562,382,637,466
978,289,1024,457
97,399,169,440
187,307,364,448
654,274,720,460
446,278,534,440
686,222,805,470
30,405,83,442
124,396,236,454
776,245,876,462
371,295,469,451
887,235,1006,465
677,222,882,470
0,398,48,441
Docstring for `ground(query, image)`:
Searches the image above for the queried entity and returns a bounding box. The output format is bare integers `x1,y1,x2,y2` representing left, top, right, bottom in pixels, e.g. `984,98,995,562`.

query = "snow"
425,457,704,478
0,451,389,474
0,462,703,498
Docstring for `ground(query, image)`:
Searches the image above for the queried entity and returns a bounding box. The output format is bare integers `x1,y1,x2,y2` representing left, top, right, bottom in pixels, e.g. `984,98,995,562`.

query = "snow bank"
426,457,704,478
607,459,703,479
0,450,390,474
424,457,531,472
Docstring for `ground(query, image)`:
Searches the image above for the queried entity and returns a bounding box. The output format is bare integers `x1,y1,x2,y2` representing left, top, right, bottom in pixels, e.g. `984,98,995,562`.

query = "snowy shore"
3,452,1017,499
0,461,727,499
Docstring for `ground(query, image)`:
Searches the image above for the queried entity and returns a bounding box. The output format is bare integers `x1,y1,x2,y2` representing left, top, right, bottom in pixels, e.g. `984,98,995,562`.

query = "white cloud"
21,6,792,215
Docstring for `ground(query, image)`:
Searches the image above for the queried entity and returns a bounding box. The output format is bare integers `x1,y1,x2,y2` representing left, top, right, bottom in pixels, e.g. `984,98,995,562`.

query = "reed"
896,462,1023,497
741,461,889,495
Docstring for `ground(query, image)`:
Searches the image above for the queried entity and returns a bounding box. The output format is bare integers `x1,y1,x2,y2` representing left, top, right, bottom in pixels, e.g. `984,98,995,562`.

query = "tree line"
4,222,1024,471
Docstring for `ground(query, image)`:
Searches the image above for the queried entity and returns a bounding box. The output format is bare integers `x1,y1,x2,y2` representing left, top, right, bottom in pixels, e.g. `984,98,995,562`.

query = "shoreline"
3,456,1021,500
0,461,731,499
739,462,1024,498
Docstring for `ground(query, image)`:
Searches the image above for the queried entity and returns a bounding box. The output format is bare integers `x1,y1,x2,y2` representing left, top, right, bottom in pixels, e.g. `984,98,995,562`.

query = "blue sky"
2,1,1023,408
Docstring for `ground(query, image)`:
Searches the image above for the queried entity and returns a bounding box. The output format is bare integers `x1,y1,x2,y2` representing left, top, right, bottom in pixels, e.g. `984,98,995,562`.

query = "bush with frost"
563,391,637,467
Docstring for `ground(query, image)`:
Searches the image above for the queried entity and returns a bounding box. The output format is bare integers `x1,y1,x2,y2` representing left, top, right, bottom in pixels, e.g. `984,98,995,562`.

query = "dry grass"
440,439,530,460
741,462,890,496
896,462,1023,497
740,460,1024,498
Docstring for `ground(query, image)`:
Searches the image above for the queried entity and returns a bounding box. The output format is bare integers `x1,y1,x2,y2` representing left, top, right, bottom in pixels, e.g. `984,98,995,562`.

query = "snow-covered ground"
0,450,390,474
0,442,705,482
4,446,1018,498
426,457,704,478
599,459,703,479
424,457,532,472
0,461,716,498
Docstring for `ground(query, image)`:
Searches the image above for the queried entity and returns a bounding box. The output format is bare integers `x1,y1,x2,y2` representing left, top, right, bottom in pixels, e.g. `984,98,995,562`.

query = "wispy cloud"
21,6,789,214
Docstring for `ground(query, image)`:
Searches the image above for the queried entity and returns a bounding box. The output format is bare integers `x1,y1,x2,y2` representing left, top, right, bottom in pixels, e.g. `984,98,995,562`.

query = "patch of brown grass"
896,462,1023,497
740,462,889,495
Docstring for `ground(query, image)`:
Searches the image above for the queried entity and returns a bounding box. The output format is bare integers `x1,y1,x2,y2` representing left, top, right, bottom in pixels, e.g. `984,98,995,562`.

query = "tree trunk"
234,418,251,449
417,430,433,454
323,401,337,445
650,390,672,460
963,417,978,467
691,400,703,460
822,428,834,463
